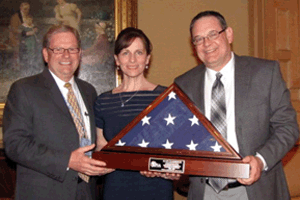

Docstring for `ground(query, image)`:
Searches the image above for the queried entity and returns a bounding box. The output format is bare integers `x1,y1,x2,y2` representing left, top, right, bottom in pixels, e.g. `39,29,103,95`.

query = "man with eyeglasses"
175,10,298,200
3,24,114,200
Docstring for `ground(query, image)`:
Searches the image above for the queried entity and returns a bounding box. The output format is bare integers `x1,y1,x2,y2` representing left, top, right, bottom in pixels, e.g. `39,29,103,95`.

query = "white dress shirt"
49,69,91,141
204,52,267,170
204,52,238,152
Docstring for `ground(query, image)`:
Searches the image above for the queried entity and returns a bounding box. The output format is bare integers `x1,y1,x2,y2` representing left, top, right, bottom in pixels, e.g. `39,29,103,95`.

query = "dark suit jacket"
175,54,299,200
3,69,97,200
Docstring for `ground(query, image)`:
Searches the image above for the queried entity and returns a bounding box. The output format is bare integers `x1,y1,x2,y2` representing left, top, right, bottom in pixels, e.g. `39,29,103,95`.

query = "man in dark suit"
175,11,299,200
3,25,113,200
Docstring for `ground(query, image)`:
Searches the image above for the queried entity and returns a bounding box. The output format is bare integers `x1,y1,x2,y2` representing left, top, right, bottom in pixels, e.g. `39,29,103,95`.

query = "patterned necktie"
208,72,228,193
64,83,89,183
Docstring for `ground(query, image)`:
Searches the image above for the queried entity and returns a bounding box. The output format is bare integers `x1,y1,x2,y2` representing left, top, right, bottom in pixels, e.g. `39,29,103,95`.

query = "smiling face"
192,16,233,71
42,32,81,82
114,37,150,79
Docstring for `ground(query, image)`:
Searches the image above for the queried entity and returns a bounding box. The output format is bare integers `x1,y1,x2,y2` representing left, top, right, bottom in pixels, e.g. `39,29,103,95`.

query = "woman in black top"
94,27,176,200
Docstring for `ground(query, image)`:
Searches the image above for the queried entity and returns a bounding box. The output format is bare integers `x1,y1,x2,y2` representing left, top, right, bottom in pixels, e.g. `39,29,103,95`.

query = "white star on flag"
141,115,151,126
115,140,126,146
164,113,176,125
186,140,198,150
162,139,174,149
210,142,222,152
138,139,149,147
188,115,199,126
168,91,177,100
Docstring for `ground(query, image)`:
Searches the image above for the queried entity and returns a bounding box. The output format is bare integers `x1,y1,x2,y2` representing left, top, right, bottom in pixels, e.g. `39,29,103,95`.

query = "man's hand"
140,171,181,180
237,155,263,185
68,144,115,176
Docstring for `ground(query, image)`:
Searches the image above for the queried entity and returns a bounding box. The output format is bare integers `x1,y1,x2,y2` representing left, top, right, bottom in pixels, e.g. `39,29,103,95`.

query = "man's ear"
225,27,234,44
42,48,49,63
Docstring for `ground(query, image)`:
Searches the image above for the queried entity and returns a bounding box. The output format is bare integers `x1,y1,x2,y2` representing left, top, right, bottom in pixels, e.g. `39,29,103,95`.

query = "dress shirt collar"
206,52,235,83
49,69,75,87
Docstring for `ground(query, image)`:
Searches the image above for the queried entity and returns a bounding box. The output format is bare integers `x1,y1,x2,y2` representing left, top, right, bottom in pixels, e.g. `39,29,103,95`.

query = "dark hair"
43,24,81,48
190,10,228,36
114,27,152,55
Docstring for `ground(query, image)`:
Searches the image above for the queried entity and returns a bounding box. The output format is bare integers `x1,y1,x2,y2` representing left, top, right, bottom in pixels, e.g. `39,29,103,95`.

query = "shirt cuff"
255,152,268,171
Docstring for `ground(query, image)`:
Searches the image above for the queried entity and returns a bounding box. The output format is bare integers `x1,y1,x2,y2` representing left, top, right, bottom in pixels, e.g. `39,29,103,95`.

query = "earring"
145,65,149,69
117,66,120,70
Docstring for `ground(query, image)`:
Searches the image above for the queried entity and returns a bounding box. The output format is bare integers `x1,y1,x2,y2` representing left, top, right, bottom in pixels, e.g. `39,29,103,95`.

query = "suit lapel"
234,55,251,155
192,65,206,114
41,69,73,121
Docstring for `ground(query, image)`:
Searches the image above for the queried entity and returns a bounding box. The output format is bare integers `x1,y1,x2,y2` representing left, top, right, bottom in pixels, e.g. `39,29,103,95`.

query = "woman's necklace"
119,89,139,107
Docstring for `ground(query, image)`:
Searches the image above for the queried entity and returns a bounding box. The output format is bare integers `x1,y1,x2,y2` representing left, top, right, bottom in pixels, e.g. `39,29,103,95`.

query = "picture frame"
0,0,137,128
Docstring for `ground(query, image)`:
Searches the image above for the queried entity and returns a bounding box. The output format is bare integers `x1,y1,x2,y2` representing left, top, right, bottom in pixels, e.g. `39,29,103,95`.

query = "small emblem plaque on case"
148,157,185,173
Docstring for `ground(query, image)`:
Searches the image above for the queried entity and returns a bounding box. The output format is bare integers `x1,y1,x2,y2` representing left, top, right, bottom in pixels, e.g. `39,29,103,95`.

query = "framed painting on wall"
0,0,137,126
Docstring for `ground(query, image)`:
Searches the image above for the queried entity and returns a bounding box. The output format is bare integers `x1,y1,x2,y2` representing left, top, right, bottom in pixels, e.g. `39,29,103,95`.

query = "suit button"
200,179,204,183
73,177,78,181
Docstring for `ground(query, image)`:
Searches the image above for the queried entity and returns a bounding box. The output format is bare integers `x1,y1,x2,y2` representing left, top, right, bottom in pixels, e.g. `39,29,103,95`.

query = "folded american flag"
114,86,225,153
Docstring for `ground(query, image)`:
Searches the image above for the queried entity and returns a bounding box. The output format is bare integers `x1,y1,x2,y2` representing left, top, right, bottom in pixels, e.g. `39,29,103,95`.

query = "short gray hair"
43,24,81,48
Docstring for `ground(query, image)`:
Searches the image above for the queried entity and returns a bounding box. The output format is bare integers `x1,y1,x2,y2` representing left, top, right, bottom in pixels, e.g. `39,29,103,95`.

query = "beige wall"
138,0,249,87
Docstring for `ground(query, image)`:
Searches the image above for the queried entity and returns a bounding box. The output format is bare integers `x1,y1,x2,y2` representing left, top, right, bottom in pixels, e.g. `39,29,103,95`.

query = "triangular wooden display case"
93,83,249,178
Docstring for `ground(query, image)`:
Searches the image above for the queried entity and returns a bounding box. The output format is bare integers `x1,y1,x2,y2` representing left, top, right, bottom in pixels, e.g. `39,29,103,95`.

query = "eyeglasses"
48,47,80,54
192,28,227,46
